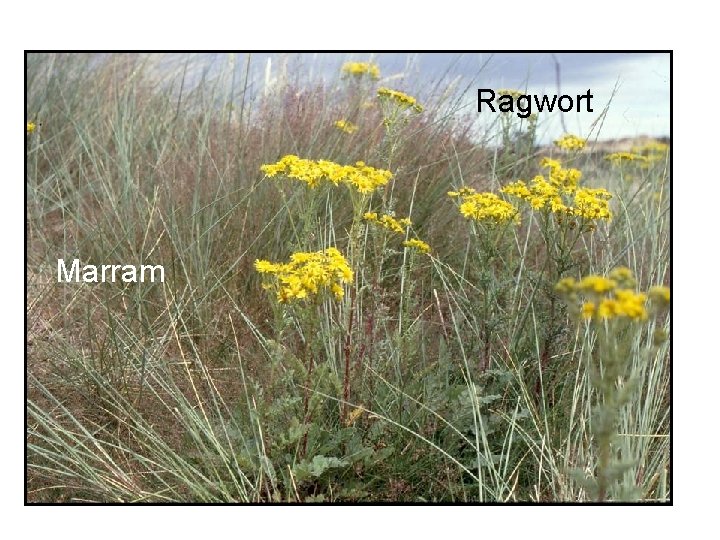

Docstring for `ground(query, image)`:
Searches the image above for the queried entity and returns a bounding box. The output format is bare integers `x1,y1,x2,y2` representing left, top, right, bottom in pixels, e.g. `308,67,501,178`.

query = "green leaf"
295,455,349,478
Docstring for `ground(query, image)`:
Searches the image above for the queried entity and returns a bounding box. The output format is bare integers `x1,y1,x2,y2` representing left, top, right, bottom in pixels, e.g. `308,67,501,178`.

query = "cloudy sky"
366,52,670,142
156,52,670,144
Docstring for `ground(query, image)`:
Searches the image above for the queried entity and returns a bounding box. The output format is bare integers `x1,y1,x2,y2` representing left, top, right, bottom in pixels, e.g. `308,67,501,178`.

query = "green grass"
26,53,670,503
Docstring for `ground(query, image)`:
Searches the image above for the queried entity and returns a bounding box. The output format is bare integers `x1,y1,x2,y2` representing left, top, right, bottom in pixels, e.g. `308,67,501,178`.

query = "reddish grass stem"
342,289,356,424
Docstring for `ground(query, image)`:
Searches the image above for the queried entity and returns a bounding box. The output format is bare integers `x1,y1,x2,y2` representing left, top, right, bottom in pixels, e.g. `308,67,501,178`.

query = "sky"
369,52,670,143
151,52,670,144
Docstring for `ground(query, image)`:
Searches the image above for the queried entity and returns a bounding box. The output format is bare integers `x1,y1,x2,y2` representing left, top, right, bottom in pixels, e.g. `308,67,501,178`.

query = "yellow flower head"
539,157,562,172
344,161,394,194
559,271,651,322
403,239,431,254
539,157,582,192
448,187,478,198
500,180,532,200
581,302,596,320
554,134,586,151
255,247,353,303
254,260,283,274
364,212,412,234
334,119,358,134
261,155,392,194
612,289,648,320
578,275,617,295
555,277,577,294
452,190,519,225
606,152,648,165
632,141,669,165
496,89,523,100
502,157,606,223
377,87,424,113
633,141,669,154
573,188,612,221
609,266,636,288
27,122,36,134
341,61,381,80
648,285,670,306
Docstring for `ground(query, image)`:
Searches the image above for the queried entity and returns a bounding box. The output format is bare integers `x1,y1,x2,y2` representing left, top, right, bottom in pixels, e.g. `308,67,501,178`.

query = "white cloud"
525,54,670,142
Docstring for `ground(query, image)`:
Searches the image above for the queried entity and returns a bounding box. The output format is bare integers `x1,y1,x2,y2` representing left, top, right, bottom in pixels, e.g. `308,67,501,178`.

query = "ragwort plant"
501,157,613,387
556,269,670,501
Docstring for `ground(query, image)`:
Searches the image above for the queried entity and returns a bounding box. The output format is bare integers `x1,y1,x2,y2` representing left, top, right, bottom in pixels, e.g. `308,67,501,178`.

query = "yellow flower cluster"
555,268,670,321
377,88,424,113
27,122,36,134
501,158,612,222
255,247,353,303
632,141,669,155
364,212,412,234
605,152,647,164
403,239,431,254
540,157,583,192
573,188,613,220
496,89,523,100
608,266,636,288
577,275,619,294
580,289,648,320
334,119,358,134
363,212,429,253
261,155,392,194
447,187,479,198
448,188,519,225
553,134,586,151
555,271,643,321
341,61,381,80
648,285,671,305
631,140,669,165
504,178,564,212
